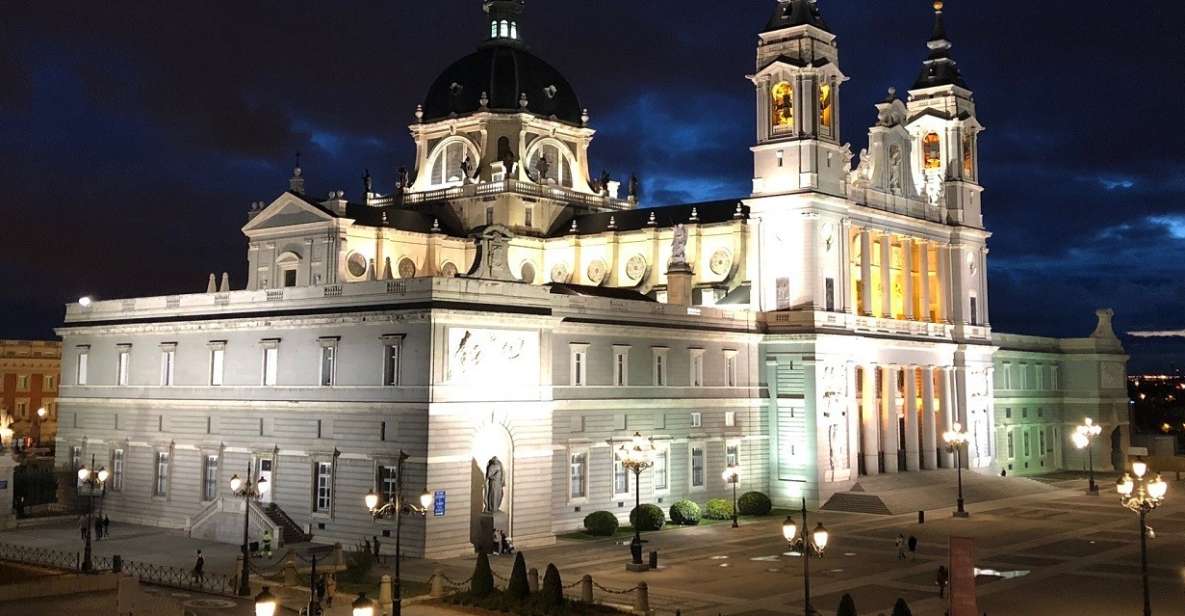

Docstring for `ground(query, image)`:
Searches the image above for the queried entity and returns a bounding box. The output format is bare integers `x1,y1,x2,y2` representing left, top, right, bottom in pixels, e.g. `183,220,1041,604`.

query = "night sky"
3,1,1183,372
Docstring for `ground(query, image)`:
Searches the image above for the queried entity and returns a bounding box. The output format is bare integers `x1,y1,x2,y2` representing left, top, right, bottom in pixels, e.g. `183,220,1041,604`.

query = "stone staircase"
821,469,1058,515
263,503,309,544
820,492,893,515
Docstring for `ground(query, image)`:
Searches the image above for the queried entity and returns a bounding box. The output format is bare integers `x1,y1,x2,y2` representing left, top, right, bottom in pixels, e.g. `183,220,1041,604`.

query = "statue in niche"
484,457,505,513
669,224,688,266
822,365,850,472
889,146,902,194
534,154,551,182
460,155,474,184
853,148,873,187
925,171,944,209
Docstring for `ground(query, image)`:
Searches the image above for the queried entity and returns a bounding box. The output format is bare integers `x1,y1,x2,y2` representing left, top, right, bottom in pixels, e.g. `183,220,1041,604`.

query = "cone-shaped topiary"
890,598,912,616
471,551,494,596
540,563,564,610
506,551,530,600
836,593,858,616
737,491,773,516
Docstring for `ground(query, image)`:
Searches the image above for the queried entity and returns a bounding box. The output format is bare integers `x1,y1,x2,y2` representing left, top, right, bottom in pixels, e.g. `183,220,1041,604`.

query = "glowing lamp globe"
1132,460,1148,479
351,593,377,616
230,474,243,493
1071,432,1089,450
781,516,797,542
254,586,278,616
1117,475,1134,497
1148,476,1168,500
78,296,92,307
78,467,90,482
97,468,109,483
36,407,46,419
364,490,380,511
420,491,433,510
812,522,830,552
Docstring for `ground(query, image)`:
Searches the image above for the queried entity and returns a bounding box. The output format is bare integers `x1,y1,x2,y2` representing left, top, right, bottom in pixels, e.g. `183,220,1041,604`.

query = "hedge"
737,491,772,516
582,511,619,536
703,498,734,520
669,499,701,526
629,504,666,531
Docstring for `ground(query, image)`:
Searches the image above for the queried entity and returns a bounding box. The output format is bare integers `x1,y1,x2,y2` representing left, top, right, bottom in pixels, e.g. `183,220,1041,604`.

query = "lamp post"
1073,417,1103,495
616,432,657,566
1117,459,1168,616
254,586,278,616
722,465,740,528
781,498,829,616
351,592,378,616
365,450,433,616
76,455,108,573
230,463,265,596
942,422,970,518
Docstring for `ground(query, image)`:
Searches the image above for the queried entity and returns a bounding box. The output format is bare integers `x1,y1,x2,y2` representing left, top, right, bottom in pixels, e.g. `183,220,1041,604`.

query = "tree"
471,552,494,596
506,551,530,600
891,598,913,616
540,563,564,610
836,593,858,616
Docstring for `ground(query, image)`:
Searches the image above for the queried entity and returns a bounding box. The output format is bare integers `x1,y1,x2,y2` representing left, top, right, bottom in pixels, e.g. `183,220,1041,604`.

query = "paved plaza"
2,475,1183,615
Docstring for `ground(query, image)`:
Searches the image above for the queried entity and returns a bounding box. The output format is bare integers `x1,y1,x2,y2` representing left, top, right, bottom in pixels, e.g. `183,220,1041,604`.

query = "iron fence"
121,558,238,596
0,542,81,571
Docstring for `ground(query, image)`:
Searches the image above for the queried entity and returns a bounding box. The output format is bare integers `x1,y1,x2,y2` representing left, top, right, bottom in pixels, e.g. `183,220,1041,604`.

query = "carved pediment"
242,192,337,235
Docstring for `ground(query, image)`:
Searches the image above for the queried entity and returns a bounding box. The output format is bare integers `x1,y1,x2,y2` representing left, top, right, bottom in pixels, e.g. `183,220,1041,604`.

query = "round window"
346,253,368,278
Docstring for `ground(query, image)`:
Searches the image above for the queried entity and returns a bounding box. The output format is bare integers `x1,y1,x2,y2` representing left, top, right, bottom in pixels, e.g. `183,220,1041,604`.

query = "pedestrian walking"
907,535,918,559
325,574,337,606
94,515,103,541
936,565,949,598
372,535,382,565
79,515,89,541
103,515,111,537
192,550,205,585
895,533,906,560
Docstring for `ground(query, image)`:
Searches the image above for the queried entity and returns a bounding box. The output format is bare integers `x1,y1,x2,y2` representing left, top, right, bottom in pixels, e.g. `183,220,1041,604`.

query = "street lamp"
942,422,970,518
1117,459,1168,616
77,455,108,572
351,592,378,616
722,465,740,528
781,498,829,616
254,586,278,616
0,414,14,451
365,450,433,616
616,432,657,566
230,463,265,596
34,407,46,449
1073,417,1103,495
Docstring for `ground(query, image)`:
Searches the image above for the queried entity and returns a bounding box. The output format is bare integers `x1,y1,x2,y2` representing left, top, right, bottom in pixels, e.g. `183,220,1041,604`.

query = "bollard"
918,510,925,525
649,550,659,570
380,574,394,615
528,567,539,593
429,568,445,598
581,575,593,604
112,554,123,573
283,553,298,587
633,581,650,615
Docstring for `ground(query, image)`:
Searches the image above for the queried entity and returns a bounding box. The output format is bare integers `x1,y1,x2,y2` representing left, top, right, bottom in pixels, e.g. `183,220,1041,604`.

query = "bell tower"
749,0,849,197
905,1,984,228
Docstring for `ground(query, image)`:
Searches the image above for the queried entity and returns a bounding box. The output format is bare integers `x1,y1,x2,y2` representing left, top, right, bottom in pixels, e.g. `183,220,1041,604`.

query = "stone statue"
460,155,473,184
889,146,902,194
397,167,409,190
853,148,873,187
822,366,850,472
925,171,944,208
535,154,551,182
669,224,688,266
628,174,640,199
484,457,505,513
599,170,611,195
362,169,373,194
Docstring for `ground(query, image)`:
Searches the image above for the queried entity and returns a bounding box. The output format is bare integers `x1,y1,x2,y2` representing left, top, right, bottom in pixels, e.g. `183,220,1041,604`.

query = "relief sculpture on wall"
822,364,850,473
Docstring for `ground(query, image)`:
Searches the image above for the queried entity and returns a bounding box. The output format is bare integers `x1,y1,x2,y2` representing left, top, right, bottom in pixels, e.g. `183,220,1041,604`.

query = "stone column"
842,220,854,314
903,238,915,321
939,367,956,468
860,229,873,316
879,233,893,318
860,365,880,476
881,365,899,473
922,367,938,470
919,240,931,323
903,366,920,471
935,243,950,322
847,362,861,475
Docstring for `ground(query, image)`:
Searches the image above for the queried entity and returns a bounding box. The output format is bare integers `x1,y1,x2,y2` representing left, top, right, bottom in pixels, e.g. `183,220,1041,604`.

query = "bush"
506,551,530,600
737,491,772,516
703,498,734,520
891,598,912,616
582,511,619,536
836,593,858,616
471,552,494,596
669,500,701,526
540,563,563,610
629,504,666,531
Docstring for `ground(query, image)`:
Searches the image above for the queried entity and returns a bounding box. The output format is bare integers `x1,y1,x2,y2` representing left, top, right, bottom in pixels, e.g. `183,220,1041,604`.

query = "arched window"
510,21,518,39
427,139,479,188
499,20,509,38
819,83,834,135
526,140,576,188
771,81,794,130
490,21,498,38
923,132,942,170
962,133,975,178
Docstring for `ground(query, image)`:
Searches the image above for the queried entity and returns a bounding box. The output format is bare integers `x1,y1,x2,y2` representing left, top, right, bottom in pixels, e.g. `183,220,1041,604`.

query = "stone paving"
2,476,1184,615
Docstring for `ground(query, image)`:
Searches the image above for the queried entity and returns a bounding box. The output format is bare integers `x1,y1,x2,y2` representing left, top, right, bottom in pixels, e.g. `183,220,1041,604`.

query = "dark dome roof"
422,43,583,125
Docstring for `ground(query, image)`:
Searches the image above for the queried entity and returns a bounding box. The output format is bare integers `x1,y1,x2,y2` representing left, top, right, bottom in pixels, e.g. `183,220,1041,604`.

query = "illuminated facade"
53,0,1128,557
0,340,61,449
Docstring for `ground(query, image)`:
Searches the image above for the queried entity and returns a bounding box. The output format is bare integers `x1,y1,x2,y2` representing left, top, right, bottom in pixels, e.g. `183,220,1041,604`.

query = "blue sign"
433,490,446,517
0,480,7,490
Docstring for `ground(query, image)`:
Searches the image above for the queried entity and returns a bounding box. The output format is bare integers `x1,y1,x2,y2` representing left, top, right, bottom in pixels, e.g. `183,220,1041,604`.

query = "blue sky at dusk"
2,1,1183,371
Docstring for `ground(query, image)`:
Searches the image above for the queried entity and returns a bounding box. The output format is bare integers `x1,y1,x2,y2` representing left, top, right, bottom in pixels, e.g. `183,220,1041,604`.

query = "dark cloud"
1,0,1183,370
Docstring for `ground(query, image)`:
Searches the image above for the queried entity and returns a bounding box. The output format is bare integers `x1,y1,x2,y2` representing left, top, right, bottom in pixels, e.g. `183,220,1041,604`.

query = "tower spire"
913,1,968,89
764,0,830,33
484,0,525,43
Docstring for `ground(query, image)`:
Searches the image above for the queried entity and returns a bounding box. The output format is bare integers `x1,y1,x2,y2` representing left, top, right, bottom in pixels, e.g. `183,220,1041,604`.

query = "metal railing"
121,558,238,596
0,542,82,571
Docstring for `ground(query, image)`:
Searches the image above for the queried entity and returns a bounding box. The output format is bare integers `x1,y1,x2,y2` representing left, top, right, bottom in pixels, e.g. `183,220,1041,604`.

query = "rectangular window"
283,269,297,287
652,348,668,386
613,456,629,496
202,455,219,501
77,350,89,385
71,446,82,472
613,346,630,387
1022,430,1031,458
380,465,398,504
111,449,124,491
524,207,534,227
154,452,170,496
210,348,225,386
1002,364,1012,390
570,344,589,387
776,149,784,167
1039,429,1047,455
690,444,705,488
1006,431,1015,459
1052,365,1060,390
689,349,705,387
725,411,737,428
17,375,28,390
262,347,279,386
690,412,702,428
825,277,836,312
654,449,668,491
117,349,130,386
315,462,333,512
45,375,54,391
160,348,175,386
485,206,494,226
969,296,978,326
726,442,739,468
320,345,337,387
16,402,26,418
569,452,587,499
383,341,401,386
724,351,738,387
1005,408,1012,419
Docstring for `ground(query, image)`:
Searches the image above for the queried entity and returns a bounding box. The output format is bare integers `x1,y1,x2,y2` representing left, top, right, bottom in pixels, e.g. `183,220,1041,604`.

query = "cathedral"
53,0,1130,558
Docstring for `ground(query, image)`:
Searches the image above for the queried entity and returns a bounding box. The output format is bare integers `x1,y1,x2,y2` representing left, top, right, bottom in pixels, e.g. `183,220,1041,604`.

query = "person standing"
325,574,337,607
94,515,103,541
908,535,918,559
103,515,111,538
79,514,89,541
896,534,906,560
372,535,382,565
936,565,949,598
192,550,205,585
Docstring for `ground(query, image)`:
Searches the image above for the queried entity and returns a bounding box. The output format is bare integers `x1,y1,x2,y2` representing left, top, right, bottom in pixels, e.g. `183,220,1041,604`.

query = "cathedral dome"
421,44,583,125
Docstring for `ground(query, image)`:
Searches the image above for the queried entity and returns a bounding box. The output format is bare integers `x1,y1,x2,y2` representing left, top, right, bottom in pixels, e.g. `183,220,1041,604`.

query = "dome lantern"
484,0,525,43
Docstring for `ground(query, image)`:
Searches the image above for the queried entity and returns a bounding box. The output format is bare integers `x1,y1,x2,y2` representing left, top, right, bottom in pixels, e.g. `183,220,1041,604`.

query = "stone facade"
0,340,61,449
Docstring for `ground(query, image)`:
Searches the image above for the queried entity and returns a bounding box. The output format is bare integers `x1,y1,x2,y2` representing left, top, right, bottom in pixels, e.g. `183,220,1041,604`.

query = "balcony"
370,178,635,212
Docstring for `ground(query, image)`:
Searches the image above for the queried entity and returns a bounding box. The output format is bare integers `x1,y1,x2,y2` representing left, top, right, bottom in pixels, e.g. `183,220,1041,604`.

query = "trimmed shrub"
703,498,734,520
506,551,530,600
629,503,666,531
737,491,773,516
836,593,858,616
540,563,564,610
582,511,619,536
669,499,701,526
471,552,494,596
891,598,912,616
